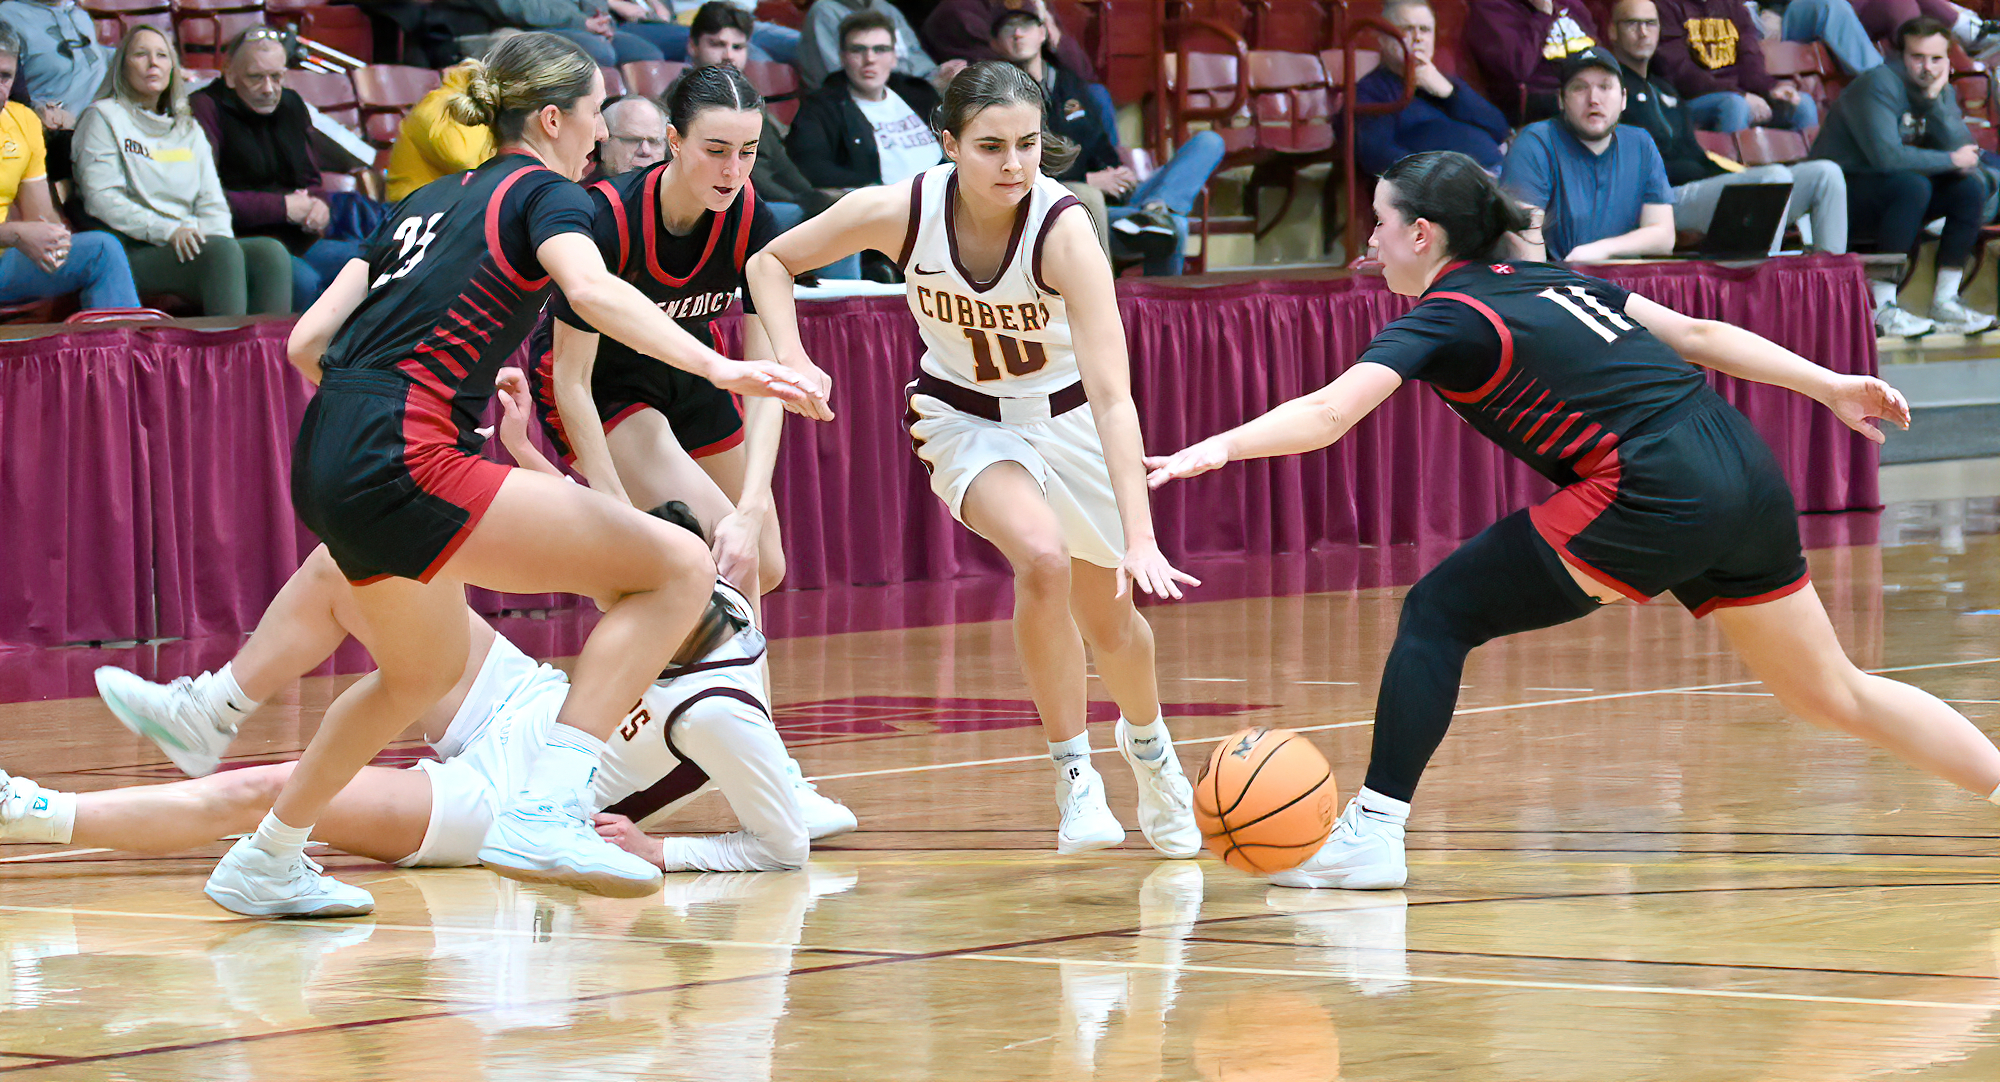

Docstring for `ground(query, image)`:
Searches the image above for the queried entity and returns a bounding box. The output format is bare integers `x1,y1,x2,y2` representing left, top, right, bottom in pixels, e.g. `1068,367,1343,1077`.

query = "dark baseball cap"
1558,45,1622,87
991,4,1042,34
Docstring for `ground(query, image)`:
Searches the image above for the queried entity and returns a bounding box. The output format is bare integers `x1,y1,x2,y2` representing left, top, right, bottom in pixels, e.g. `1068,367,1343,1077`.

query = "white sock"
1,782,75,843
525,723,609,797
1987,781,2000,806
1120,715,1170,760
1049,732,1090,767
249,810,311,860
1935,267,1965,306
1355,786,1412,825
1868,277,1899,311
201,663,257,730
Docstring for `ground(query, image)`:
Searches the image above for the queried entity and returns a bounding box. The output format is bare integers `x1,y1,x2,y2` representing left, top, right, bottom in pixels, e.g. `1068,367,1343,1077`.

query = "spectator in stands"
190,28,364,312
74,26,290,316
0,0,107,185
1467,0,1603,124
681,11,862,277
923,0,1092,77
0,22,137,311
448,0,668,68
1501,46,1676,260
608,0,800,64
800,0,945,89
598,94,668,175
1612,0,1847,251
385,60,495,201
1776,0,1884,75
991,5,1219,275
1355,0,1511,176
1852,0,1999,47
788,8,943,192
1812,15,1995,335
1652,0,1816,132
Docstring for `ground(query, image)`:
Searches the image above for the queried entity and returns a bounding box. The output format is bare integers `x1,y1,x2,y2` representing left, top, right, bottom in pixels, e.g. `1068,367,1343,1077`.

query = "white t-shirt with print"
853,88,942,184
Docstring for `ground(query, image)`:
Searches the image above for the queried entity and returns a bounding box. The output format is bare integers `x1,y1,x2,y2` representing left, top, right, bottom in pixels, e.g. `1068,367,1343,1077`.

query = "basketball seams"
1214,770,1331,835
1216,732,1287,821
1194,727,1338,875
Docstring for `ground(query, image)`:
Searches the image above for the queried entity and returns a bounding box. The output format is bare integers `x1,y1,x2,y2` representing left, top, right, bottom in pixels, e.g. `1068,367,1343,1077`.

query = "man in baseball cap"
1499,43,1677,261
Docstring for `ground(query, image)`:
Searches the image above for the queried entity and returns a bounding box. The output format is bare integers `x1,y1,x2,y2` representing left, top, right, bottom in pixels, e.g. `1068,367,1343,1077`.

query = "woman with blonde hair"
129,31,826,918
71,25,290,315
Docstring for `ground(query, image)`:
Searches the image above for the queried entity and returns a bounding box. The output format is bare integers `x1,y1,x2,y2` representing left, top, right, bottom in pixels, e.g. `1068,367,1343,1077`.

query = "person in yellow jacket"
384,60,495,201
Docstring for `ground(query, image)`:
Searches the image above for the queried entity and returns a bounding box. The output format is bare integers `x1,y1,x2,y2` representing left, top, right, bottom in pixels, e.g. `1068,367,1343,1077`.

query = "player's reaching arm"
285,258,372,385
745,180,916,396
1624,293,1911,444
1039,205,1200,601
712,315,785,590
1145,362,1406,487
538,232,832,420
549,319,631,504
493,367,563,478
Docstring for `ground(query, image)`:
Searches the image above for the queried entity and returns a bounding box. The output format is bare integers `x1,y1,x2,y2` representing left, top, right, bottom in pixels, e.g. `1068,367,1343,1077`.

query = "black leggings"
1846,169,1991,269
1362,510,1602,803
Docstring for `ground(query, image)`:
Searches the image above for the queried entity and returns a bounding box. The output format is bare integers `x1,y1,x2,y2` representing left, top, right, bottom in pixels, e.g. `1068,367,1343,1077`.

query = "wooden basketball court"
0,509,1995,1079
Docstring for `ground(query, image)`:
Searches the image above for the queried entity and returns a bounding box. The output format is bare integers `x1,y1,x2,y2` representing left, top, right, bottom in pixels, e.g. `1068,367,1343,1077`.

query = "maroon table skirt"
0,256,1880,647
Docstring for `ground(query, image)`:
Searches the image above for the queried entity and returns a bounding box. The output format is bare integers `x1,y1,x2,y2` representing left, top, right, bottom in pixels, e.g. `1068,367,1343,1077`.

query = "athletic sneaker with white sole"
94,666,236,777
204,836,375,918
1930,297,1997,335
783,757,858,839
1267,796,1408,890
479,791,666,898
1875,303,1935,338
1115,720,1201,858
1055,760,1125,854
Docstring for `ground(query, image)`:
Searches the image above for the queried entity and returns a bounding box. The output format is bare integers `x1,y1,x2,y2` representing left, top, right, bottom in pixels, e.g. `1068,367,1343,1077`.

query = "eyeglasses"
607,134,666,149
844,43,896,56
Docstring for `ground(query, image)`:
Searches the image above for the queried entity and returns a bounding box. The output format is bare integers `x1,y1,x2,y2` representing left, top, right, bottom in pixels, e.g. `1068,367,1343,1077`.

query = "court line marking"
959,954,2000,1013
806,656,2000,783
1295,680,1358,686
0,904,245,924
0,848,110,864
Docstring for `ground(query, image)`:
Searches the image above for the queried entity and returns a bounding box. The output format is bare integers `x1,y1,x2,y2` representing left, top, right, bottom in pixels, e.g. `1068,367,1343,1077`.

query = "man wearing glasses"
597,94,669,177
0,0,109,184
787,8,942,197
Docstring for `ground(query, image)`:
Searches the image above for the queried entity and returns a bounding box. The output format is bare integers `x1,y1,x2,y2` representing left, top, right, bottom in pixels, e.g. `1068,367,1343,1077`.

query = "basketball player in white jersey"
743,62,1200,858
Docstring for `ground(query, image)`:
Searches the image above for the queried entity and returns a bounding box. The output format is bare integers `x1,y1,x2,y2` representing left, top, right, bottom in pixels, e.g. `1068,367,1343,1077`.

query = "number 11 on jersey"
963,327,1050,382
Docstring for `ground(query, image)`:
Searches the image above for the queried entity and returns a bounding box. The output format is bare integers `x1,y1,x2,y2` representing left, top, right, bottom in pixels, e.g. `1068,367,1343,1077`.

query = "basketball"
1193,728,1338,874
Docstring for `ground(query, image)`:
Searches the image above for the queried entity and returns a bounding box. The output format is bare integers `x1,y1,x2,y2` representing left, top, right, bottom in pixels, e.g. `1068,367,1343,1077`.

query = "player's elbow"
562,271,624,327
747,249,793,281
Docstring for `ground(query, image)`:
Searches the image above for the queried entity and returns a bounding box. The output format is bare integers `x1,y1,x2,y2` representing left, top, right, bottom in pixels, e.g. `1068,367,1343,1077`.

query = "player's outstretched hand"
493,367,534,450
592,812,664,868
1824,374,1910,445
777,346,835,409
1118,540,1201,601
713,359,835,422
711,507,763,592
1144,437,1230,488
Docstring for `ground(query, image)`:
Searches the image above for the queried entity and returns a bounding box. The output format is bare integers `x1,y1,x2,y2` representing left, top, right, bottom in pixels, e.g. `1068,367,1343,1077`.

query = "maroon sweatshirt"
1654,0,1776,99
1466,0,1602,110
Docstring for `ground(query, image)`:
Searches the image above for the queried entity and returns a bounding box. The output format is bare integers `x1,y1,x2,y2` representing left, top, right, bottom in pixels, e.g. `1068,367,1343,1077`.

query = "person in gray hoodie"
0,0,107,183
1811,14,1994,336
72,25,290,316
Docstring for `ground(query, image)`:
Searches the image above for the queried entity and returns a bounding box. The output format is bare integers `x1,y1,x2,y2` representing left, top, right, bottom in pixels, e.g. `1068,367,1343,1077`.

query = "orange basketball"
1192,727,1338,874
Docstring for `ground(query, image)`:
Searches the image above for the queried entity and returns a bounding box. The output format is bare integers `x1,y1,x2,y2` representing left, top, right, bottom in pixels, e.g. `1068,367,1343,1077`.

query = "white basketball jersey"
902,164,1083,398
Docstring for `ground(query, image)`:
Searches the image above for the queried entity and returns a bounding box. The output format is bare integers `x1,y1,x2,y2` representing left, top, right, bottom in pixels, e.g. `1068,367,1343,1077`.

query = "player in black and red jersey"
195,33,829,919
529,64,790,595
1148,150,2000,890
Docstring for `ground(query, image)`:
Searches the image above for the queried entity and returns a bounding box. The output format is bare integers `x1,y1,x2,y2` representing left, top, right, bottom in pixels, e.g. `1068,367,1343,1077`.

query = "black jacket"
785,71,942,189
1039,61,1118,183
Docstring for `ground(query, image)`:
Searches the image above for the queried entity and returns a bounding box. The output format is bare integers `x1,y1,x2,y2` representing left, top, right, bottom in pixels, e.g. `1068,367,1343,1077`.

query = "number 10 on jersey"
963,327,1050,382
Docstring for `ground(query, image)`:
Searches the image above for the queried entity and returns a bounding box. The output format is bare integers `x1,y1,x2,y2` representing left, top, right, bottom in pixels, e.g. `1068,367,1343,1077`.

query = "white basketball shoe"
94,666,237,777
1115,720,1201,858
783,757,858,839
1267,796,1408,890
204,836,375,918
479,791,666,898
1055,759,1125,855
